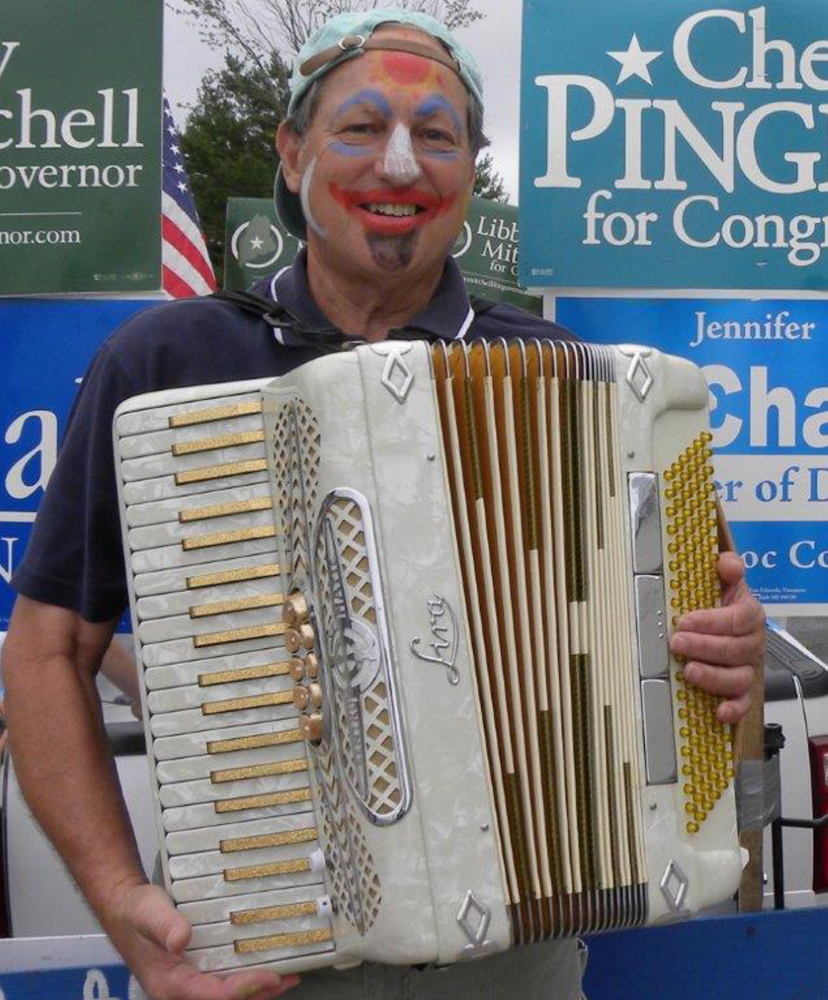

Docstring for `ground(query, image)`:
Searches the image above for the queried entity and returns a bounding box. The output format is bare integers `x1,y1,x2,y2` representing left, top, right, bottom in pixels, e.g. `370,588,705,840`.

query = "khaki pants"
132,940,585,1000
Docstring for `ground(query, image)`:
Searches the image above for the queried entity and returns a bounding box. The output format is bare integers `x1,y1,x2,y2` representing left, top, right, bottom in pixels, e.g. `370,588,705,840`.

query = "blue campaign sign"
557,296,828,611
0,299,156,628
0,965,130,1000
520,0,828,291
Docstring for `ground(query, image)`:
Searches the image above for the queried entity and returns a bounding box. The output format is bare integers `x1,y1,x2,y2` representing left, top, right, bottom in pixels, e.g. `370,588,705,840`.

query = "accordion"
114,339,743,975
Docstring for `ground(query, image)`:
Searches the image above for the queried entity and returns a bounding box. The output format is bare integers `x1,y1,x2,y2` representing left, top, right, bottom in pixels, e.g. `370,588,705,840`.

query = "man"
2,10,763,1000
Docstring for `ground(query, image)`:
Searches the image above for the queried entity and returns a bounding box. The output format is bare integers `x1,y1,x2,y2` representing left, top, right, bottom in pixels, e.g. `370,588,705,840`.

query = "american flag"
162,97,217,298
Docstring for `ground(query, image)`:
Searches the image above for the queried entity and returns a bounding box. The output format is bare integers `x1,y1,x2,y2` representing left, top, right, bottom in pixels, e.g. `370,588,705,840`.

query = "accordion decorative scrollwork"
313,489,411,826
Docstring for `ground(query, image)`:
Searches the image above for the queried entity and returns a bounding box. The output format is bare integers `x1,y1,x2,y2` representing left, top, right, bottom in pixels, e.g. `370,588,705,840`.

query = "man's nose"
378,123,422,185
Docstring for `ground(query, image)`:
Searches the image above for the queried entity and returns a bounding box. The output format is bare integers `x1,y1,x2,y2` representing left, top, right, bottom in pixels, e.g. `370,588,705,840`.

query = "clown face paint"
282,36,475,282
383,122,422,185
300,157,327,238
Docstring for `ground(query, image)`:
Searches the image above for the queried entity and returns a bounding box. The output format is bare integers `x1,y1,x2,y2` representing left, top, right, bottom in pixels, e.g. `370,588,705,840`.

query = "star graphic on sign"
249,236,265,250
607,33,662,85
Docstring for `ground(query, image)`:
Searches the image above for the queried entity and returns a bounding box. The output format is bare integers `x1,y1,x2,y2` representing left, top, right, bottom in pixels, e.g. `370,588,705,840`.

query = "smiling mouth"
363,202,423,218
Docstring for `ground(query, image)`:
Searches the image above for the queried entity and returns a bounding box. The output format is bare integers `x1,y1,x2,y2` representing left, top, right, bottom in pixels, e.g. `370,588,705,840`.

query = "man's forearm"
2,599,148,922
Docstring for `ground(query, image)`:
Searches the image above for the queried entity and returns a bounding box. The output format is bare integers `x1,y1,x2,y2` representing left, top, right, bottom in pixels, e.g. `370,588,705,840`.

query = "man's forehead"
322,28,469,106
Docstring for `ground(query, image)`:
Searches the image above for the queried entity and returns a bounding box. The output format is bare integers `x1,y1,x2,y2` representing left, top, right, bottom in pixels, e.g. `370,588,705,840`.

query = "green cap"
275,8,483,240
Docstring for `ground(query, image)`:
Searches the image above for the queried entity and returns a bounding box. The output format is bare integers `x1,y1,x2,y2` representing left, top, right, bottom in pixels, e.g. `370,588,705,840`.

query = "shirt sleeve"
12,337,142,623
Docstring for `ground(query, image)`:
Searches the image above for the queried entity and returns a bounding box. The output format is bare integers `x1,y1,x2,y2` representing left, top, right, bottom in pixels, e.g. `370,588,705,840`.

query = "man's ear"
276,121,303,193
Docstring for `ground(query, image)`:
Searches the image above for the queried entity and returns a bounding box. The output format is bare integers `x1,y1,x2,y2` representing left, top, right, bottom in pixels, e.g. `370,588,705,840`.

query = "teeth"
366,203,418,218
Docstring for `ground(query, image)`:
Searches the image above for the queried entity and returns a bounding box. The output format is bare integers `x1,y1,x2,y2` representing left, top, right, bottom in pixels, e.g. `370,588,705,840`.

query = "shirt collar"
267,251,475,346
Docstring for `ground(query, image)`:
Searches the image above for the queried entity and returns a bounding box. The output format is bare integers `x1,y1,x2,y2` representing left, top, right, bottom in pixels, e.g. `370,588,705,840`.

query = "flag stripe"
163,265,199,299
162,96,216,299
163,214,216,290
163,242,215,297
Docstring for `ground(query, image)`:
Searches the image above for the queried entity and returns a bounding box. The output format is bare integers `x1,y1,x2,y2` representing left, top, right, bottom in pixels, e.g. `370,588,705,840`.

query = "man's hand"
669,550,765,724
108,883,300,1000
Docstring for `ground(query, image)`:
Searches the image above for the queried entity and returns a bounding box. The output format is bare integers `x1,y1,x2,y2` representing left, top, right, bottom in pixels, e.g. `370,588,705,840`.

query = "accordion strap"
210,288,498,350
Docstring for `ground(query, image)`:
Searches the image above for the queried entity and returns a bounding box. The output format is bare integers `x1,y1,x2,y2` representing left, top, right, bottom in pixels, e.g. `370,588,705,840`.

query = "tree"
169,0,483,64
180,52,289,273
474,151,507,203
178,0,507,278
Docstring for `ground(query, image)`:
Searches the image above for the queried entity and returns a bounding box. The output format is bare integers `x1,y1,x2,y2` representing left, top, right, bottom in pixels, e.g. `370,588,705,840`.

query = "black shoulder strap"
209,289,349,353
468,294,498,316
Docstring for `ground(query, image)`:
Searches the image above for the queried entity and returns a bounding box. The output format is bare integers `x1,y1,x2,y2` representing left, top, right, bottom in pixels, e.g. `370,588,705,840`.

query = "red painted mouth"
330,184,456,235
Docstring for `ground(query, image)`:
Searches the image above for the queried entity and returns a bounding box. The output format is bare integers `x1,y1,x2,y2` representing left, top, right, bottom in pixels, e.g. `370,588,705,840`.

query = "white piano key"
131,535,277,577
138,573,285,623
151,701,298,738
166,814,316,856
116,387,267,438
188,933,334,971
126,482,274,529
189,910,330,951
168,829,317,879
178,884,326,927
163,794,314,834
153,717,301,761
118,414,266,461
171,864,321,905
157,741,305,785
120,441,266,484
144,648,292,692
123,467,269,506
160,769,308,810
142,630,286,669
139,604,283,645
129,507,276,554
148,674,293,715
134,551,282,601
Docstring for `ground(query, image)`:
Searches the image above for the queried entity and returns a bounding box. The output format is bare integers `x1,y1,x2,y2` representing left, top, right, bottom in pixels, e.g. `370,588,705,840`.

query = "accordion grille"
432,340,648,940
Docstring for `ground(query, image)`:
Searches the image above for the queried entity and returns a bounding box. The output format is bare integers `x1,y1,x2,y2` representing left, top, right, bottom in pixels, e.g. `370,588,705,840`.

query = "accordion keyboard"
115,383,335,971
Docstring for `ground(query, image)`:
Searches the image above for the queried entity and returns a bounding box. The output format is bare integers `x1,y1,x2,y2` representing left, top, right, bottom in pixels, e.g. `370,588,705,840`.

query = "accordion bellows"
114,340,743,974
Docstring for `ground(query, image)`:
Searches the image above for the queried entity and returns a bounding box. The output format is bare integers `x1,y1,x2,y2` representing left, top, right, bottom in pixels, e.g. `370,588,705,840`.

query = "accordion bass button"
293,686,311,711
285,623,316,653
304,653,320,680
290,657,306,682
283,592,310,626
308,682,323,709
300,712,325,743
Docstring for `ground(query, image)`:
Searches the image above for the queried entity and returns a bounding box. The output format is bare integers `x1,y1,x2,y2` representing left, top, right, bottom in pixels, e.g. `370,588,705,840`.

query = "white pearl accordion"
113,339,743,975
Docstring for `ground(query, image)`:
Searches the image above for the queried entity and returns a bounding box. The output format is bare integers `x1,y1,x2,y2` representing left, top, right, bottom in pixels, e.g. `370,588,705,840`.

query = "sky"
163,0,523,201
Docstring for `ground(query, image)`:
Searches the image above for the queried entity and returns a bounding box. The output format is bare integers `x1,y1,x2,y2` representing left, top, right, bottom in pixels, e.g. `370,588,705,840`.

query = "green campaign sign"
224,196,541,315
0,0,162,295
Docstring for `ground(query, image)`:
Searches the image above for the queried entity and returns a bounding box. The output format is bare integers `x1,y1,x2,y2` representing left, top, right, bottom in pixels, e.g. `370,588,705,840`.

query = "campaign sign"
557,296,828,612
224,197,542,314
0,0,162,295
0,965,130,1000
0,299,155,628
520,1,828,291
223,197,303,291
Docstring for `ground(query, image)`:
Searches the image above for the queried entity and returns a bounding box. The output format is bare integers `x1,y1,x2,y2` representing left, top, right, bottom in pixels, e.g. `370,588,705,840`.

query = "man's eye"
343,122,377,136
421,128,454,144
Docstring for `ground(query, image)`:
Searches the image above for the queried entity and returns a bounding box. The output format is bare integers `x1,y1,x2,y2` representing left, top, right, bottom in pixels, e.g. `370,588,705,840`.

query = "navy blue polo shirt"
13,253,574,623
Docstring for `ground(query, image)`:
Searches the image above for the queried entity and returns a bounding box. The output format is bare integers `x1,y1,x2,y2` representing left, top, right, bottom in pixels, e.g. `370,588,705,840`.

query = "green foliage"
474,151,507,203
180,52,289,276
